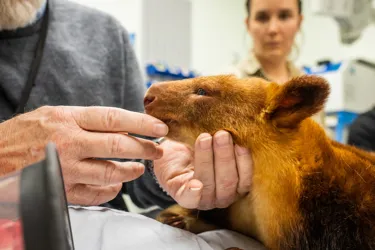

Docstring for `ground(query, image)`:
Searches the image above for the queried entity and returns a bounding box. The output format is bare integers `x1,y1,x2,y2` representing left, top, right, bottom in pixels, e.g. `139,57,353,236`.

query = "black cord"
14,2,50,115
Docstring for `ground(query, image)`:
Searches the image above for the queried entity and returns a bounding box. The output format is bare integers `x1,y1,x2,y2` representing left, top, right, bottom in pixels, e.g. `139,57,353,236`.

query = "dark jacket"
347,107,375,152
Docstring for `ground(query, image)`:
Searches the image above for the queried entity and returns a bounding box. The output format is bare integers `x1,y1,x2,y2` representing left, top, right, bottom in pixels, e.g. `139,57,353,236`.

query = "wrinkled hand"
154,131,252,210
0,106,168,206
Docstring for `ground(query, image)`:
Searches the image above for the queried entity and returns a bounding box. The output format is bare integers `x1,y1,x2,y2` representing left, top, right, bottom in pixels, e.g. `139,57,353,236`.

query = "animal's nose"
144,81,165,108
143,95,155,108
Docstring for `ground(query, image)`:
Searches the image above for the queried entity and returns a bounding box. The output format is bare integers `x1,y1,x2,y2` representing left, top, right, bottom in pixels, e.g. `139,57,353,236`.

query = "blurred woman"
231,0,325,126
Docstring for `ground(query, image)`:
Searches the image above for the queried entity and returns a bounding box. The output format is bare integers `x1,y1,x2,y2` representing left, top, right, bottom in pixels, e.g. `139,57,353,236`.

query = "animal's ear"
264,75,330,128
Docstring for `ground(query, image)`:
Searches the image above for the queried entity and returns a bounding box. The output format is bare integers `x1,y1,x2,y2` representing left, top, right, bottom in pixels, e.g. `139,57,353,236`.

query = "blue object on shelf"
145,63,199,80
145,62,200,88
303,61,342,75
326,111,358,143
146,80,156,88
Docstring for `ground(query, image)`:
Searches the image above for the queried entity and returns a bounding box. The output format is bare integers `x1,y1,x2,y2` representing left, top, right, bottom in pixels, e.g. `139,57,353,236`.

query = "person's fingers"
157,168,191,196
193,133,215,210
212,131,238,208
234,144,252,195
65,159,145,186
76,131,163,160
174,179,203,209
66,183,122,206
153,139,192,186
71,106,169,137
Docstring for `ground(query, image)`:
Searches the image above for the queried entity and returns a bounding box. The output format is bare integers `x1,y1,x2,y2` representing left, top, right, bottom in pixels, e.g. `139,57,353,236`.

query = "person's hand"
153,131,252,210
0,106,168,205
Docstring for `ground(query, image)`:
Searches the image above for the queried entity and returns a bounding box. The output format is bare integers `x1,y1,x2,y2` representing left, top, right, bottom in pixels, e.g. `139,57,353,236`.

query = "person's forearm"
0,115,45,176
0,119,17,176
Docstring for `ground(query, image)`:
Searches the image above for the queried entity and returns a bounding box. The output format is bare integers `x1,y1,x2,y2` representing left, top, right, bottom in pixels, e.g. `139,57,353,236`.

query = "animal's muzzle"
143,95,155,108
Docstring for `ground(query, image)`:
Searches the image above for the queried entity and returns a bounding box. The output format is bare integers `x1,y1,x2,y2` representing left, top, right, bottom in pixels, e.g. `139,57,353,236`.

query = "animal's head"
144,75,330,148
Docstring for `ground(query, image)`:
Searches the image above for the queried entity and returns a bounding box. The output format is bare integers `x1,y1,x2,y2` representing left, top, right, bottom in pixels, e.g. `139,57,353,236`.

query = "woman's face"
246,0,302,61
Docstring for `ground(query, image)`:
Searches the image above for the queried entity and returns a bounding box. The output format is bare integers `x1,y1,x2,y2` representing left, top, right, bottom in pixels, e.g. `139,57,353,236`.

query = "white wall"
141,0,192,69
71,0,375,75
190,0,249,75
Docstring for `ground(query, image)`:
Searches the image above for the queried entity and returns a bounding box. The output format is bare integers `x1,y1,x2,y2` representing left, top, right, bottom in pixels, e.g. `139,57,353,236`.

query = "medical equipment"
311,0,375,44
304,59,375,142
305,59,375,114
0,143,74,250
145,62,199,88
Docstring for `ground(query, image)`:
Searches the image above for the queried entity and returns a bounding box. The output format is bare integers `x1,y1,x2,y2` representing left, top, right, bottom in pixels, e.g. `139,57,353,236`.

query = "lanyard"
13,2,50,115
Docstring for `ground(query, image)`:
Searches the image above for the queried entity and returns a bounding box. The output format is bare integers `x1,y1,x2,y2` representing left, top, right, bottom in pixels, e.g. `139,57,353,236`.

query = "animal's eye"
197,88,207,96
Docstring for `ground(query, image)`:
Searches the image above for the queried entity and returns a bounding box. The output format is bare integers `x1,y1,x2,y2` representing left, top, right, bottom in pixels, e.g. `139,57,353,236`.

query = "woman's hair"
245,0,302,15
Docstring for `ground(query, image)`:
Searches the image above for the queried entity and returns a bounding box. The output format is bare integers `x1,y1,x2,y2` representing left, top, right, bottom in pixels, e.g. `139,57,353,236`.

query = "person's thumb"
175,179,203,209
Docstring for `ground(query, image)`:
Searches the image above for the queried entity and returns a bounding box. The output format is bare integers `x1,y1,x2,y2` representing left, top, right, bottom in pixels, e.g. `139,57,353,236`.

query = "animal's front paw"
157,212,187,229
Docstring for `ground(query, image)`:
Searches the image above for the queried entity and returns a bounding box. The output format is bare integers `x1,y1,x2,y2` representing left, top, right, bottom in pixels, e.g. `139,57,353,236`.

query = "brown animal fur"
143,75,375,250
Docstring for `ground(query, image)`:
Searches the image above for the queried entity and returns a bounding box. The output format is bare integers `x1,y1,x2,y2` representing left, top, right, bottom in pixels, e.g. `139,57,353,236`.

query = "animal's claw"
158,212,187,229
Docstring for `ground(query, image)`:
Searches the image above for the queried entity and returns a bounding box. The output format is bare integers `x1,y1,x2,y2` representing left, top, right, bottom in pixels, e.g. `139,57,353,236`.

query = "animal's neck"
250,137,302,201
249,118,329,175
237,141,300,244
240,119,330,244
